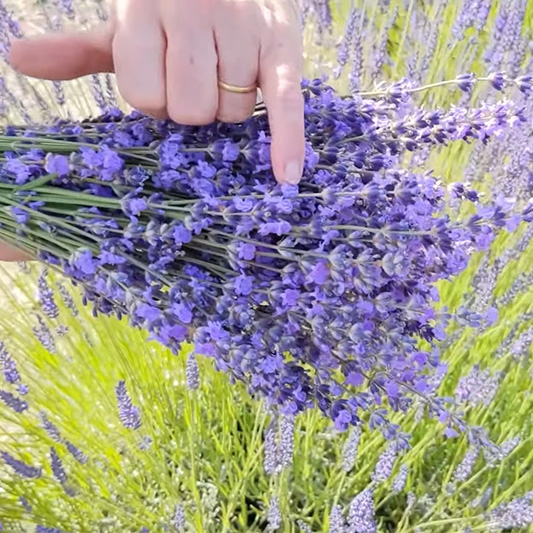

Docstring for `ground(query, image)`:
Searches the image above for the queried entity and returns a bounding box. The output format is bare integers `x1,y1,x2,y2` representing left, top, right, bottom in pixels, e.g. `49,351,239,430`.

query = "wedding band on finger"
218,79,258,94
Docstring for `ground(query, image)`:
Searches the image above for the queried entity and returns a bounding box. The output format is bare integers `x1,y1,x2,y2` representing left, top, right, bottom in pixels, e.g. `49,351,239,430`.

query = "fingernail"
284,161,302,185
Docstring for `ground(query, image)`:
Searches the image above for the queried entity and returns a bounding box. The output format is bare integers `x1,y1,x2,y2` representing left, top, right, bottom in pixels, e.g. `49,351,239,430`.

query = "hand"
10,0,305,186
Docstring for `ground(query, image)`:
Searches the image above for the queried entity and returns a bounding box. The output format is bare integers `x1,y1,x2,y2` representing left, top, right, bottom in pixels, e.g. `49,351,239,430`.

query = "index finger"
258,7,305,185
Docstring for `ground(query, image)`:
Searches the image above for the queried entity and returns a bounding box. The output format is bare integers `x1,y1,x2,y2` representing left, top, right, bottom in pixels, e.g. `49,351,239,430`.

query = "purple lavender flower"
371,443,398,483
116,380,141,430
0,77,528,439
185,352,200,390
489,493,533,529
32,315,56,354
40,412,63,443
347,488,376,533
50,446,67,485
57,283,79,316
453,445,480,483
0,341,20,384
329,504,346,533
65,441,88,464
278,414,295,468
264,421,279,475
0,390,28,413
35,527,67,533
171,504,187,531
456,365,501,407
37,271,59,319
341,426,361,473
392,464,409,493
297,520,312,533
1,451,41,478
267,496,282,531
19,496,32,512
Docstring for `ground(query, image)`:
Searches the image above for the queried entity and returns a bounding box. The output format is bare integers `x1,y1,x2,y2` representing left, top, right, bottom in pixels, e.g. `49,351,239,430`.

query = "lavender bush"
0,0,532,531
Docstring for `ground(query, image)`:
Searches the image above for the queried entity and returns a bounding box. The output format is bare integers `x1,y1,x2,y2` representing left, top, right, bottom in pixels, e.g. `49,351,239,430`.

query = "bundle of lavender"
0,76,530,439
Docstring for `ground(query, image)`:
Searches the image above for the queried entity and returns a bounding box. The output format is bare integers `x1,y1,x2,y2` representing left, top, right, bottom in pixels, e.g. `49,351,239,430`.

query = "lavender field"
0,1,532,532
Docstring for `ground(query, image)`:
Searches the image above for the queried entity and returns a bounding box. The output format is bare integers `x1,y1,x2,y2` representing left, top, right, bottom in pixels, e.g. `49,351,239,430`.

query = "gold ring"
218,79,258,94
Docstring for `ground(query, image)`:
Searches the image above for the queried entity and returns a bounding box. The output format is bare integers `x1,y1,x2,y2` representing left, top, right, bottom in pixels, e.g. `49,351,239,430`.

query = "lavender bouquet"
0,74,530,441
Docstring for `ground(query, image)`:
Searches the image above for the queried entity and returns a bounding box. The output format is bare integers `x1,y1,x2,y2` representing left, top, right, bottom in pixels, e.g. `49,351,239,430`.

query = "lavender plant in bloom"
0,76,529,440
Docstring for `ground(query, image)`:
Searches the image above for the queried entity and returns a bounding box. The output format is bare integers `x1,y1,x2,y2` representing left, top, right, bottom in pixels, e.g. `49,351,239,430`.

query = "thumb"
9,28,114,81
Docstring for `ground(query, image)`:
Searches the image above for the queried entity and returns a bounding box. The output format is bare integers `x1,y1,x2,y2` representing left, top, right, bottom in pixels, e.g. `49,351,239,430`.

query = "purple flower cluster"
0,78,528,437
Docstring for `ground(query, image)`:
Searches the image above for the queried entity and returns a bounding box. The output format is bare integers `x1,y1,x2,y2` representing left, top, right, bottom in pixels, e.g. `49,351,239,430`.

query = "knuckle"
118,88,166,117
168,103,217,126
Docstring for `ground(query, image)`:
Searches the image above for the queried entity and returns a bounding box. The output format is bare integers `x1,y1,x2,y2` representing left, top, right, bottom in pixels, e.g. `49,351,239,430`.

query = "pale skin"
2,0,305,261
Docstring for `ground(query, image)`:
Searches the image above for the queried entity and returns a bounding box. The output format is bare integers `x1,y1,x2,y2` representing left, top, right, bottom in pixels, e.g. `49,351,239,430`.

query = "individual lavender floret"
185,352,199,390
329,504,346,533
57,283,79,316
267,496,282,531
278,414,295,468
0,390,28,413
488,493,533,530
116,380,141,430
453,445,480,483
50,446,67,485
0,341,20,384
40,412,63,443
341,426,361,473
37,270,59,319
371,443,398,483
171,504,187,531
392,464,409,494
1,451,41,478
348,488,376,533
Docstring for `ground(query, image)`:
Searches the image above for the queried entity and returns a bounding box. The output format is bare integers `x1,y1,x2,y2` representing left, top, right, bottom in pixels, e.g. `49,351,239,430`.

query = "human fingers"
258,1,305,185
162,0,218,125
214,1,259,123
9,29,114,81
0,243,30,262
112,0,167,117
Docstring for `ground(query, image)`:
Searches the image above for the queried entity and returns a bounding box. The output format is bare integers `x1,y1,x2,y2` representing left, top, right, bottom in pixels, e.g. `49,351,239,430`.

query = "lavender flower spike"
185,352,200,391
371,443,398,483
0,390,28,413
1,451,41,478
0,341,20,384
329,504,346,533
40,412,63,443
37,270,59,319
267,496,282,531
348,488,377,533
116,380,141,430
341,426,362,473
